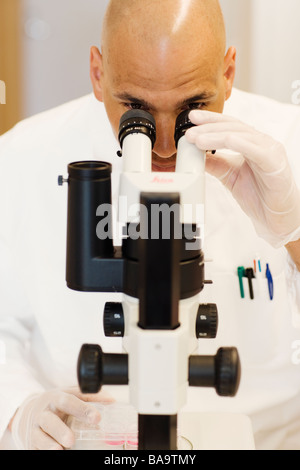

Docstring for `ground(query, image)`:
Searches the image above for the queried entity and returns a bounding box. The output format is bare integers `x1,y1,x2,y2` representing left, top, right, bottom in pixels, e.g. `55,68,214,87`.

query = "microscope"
60,109,242,450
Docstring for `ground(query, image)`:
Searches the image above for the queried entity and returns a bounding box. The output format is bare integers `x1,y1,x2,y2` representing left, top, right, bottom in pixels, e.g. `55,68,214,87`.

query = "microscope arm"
137,191,181,450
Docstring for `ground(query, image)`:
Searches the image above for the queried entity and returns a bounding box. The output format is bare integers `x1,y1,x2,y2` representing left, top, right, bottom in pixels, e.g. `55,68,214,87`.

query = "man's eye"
125,102,145,110
187,102,206,110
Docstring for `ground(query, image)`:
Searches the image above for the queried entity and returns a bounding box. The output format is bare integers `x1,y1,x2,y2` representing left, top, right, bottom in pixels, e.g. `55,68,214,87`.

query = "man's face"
91,35,235,172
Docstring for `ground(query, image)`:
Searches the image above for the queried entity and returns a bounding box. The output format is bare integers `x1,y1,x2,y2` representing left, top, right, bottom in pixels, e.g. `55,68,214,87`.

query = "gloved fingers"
49,391,101,425
186,125,252,154
38,410,75,449
187,111,287,174
188,109,237,125
65,387,114,404
205,151,238,184
31,425,64,450
188,120,247,135
187,128,259,161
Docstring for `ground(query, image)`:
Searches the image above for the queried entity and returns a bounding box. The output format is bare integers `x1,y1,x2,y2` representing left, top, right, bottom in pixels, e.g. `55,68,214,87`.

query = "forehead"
104,39,222,109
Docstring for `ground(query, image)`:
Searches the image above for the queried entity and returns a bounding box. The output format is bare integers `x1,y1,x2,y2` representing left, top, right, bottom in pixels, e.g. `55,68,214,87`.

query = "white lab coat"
1,89,300,450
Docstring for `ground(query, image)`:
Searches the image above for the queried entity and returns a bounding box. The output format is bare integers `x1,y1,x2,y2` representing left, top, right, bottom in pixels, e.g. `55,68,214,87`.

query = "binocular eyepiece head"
118,109,156,149
118,109,194,149
174,110,194,147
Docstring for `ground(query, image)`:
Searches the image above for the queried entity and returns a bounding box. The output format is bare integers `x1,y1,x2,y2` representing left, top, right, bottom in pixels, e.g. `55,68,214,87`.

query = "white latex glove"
11,387,113,450
186,110,300,248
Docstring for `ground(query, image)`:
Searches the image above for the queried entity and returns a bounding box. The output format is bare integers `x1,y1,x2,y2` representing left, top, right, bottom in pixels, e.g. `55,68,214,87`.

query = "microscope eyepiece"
118,109,156,149
174,109,195,148
67,161,112,180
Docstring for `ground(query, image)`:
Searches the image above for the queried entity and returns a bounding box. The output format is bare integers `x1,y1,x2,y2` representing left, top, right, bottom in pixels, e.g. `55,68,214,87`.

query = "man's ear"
90,46,104,102
224,46,236,101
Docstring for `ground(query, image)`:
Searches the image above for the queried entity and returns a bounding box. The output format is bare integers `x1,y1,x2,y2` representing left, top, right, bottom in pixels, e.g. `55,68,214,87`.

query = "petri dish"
67,402,193,450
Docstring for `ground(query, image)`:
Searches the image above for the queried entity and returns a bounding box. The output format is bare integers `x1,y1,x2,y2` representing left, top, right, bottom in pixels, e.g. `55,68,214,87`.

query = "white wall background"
250,0,300,103
21,0,109,118
220,0,300,104
20,0,300,119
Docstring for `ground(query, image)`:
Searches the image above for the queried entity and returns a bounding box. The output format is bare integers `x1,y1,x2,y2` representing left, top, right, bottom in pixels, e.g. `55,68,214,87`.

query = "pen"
245,268,255,300
237,266,245,298
266,263,273,300
254,254,263,279
254,254,264,297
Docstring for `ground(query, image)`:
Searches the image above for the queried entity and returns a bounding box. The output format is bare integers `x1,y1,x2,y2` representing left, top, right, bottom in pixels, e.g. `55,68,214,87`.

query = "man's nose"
153,118,177,158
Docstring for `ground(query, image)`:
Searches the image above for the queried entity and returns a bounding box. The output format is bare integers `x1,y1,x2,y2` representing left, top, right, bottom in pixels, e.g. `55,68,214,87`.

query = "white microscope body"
64,109,255,449
119,112,205,419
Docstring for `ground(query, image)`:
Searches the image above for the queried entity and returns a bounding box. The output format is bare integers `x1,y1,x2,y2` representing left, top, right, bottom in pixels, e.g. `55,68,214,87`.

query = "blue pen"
266,263,273,300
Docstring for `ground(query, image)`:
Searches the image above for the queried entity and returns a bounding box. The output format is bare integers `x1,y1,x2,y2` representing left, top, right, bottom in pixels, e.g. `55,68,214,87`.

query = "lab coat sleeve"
0,238,45,439
284,109,300,330
0,123,48,440
0,96,120,442
0,97,105,440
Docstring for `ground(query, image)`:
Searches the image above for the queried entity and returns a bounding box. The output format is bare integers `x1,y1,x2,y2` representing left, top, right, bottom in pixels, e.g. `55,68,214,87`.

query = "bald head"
90,0,235,171
102,0,226,61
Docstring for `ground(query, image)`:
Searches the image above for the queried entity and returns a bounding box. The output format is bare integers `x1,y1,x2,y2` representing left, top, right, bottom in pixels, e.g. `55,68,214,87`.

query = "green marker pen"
237,266,245,298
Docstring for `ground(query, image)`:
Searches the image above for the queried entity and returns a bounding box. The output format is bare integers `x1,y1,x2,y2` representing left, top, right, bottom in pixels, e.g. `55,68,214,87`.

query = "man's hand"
186,110,300,249
11,387,113,450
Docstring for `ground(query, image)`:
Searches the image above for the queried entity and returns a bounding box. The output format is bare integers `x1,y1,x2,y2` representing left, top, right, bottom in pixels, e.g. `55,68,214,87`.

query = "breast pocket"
208,271,289,367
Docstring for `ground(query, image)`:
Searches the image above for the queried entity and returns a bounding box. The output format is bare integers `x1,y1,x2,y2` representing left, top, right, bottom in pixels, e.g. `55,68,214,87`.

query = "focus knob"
215,347,241,397
196,303,218,339
77,344,102,393
189,347,241,397
77,344,128,394
103,302,124,337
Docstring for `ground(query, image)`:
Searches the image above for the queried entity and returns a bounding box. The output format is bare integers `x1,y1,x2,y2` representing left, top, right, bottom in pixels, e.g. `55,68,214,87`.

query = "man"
1,0,300,450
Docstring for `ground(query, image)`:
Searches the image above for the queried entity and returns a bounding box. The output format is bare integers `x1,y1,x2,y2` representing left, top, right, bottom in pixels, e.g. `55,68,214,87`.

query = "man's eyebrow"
180,92,216,106
114,93,152,108
114,91,216,110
